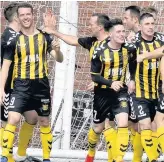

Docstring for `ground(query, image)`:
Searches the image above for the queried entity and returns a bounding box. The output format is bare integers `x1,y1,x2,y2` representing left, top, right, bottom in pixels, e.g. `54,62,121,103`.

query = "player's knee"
24,114,38,125
131,122,139,132
105,120,115,129
38,116,49,127
92,122,104,134
8,112,21,126
139,119,151,130
151,121,157,131
25,117,38,125
117,120,128,127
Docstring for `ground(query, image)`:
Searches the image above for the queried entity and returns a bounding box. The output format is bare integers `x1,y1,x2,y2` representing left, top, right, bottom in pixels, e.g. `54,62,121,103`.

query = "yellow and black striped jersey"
3,30,53,79
133,32,164,99
90,40,136,89
78,36,98,60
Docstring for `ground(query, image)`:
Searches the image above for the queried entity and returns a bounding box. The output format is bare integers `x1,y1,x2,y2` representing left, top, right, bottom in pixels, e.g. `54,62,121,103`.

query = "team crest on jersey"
42,104,49,111
121,101,127,108
41,99,50,111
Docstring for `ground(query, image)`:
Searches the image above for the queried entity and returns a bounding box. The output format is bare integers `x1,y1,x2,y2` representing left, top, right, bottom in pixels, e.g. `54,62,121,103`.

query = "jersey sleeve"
156,33,164,45
90,53,114,86
126,43,137,80
44,33,53,53
78,37,97,50
3,38,17,61
90,53,102,74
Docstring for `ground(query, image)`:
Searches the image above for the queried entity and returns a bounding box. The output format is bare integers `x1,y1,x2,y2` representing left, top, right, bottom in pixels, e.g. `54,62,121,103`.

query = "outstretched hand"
51,39,60,53
43,9,56,29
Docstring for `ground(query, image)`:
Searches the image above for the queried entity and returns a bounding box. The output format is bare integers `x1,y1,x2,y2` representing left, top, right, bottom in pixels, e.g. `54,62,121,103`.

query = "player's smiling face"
110,25,126,44
141,17,155,37
18,8,34,29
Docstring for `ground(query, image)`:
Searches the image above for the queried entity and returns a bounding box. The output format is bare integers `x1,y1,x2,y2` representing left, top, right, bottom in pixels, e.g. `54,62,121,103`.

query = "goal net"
1,1,164,162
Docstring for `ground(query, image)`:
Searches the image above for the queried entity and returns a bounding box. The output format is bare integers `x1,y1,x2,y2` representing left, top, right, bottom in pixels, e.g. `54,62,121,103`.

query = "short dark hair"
4,2,18,22
109,18,123,30
141,6,158,15
92,13,111,32
140,13,154,23
125,5,140,20
17,2,33,14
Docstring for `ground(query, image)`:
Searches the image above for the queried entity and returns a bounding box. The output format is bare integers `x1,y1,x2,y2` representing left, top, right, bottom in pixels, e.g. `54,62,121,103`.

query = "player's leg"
155,93,164,153
134,97,158,161
155,112,164,152
131,123,143,162
128,121,136,148
113,92,129,162
129,96,137,145
0,107,7,147
103,115,117,162
85,88,111,162
0,92,11,146
151,119,161,159
34,77,53,162
1,78,31,162
14,110,38,161
1,94,28,161
129,96,143,162
38,115,52,162
86,122,104,162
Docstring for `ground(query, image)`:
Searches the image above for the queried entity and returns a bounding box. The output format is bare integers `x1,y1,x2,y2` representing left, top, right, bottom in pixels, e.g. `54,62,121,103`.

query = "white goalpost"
0,1,164,162
51,1,78,150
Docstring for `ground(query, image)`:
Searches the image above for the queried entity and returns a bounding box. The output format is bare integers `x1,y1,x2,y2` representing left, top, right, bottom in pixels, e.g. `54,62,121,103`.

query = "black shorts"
131,96,157,122
157,93,164,114
8,77,51,117
1,90,12,122
129,94,138,123
93,87,129,124
106,112,115,121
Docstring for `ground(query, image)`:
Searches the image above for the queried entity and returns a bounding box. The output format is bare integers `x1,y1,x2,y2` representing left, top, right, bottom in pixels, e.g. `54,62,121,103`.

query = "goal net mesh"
1,1,164,161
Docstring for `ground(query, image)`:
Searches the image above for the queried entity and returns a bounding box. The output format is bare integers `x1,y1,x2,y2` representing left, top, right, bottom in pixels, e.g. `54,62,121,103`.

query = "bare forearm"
143,46,164,60
51,30,79,46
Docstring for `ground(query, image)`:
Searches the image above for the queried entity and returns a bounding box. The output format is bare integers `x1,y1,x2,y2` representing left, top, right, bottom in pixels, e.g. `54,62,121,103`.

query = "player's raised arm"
44,28,79,46
43,11,79,46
